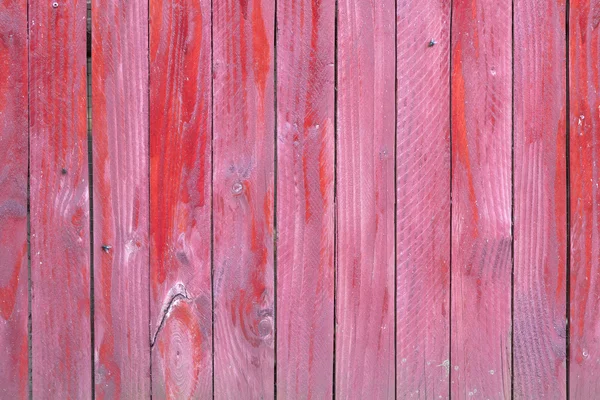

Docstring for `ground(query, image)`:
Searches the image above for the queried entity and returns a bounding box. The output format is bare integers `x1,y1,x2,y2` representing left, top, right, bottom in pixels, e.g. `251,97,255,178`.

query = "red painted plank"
29,0,91,397
92,0,150,397
396,1,451,398
149,0,213,397
450,0,512,397
570,1,600,397
212,0,274,397
0,1,28,398
513,0,567,397
336,0,394,398
276,0,335,397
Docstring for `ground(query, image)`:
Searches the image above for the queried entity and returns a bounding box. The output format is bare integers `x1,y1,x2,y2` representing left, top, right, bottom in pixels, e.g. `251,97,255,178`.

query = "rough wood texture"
277,0,335,399
92,0,150,397
212,0,275,397
450,0,512,397
149,0,213,397
570,1,600,397
0,1,28,398
336,0,394,398
513,0,567,397
396,1,451,398
29,0,91,397
276,0,335,397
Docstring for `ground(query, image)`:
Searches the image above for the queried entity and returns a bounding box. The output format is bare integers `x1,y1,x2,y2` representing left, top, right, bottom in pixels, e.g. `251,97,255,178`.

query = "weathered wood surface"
570,1,600,397
336,0,394,398
149,0,213,397
213,0,275,397
29,0,91,397
450,0,512,397
92,0,150,398
276,0,335,398
0,1,28,398
513,0,567,397
396,0,451,398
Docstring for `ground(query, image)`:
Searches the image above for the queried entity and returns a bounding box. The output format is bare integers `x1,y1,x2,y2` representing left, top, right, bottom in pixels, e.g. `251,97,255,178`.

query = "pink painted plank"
336,0,394,398
450,0,512,397
212,0,274,397
513,0,567,397
396,1,451,398
0,0,28,398
91,0,150,397
149,0,213,397
276,0,335,397
570,1,600,397
29,0,91,397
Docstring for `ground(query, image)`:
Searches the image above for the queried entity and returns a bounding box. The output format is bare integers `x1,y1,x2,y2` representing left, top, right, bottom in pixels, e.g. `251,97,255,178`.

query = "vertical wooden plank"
92,0,149,397
570,1,600,397
0,0,28,398
149,0,213,397
513,0,567,397
396,1,451,398
450,0,512,397
276,0,335,397
213,0,274,397
29,0,91,397
336,0,394,398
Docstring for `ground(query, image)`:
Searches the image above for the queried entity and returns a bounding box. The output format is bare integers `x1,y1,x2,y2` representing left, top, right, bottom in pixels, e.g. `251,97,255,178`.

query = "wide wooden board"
92,0,150,397
149,0,213,397
513,0,567,397
276,0,335,398
29,0,91,397
570,1,600,397
0,0,28,398
396,0,452,398
212,0,275,397
336,0,394,398
450,0,512,397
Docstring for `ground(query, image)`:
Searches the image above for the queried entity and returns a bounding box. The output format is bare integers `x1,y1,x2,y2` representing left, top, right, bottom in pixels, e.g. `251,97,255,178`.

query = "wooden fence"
0,0,596,398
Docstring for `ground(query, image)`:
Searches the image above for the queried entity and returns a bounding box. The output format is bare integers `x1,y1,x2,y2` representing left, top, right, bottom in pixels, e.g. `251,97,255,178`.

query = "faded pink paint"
276,0,335,397
451,0,512,397
213,0,275,397
513,0,567,397
336,0,395,398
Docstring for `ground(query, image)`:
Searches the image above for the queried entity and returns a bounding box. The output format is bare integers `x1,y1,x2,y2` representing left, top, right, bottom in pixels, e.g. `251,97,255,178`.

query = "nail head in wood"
61,168,67,175
428,39,437,47
52,2,59,8
232,182,243,195
101,245,112,253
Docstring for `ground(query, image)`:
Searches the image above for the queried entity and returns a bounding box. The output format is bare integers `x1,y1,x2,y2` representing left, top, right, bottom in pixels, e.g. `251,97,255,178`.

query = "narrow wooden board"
92,0,150,397
29,0,91,397
513,0,567,397
570,1,600,397
276,0,335,397
0,1,28,398
149,0,213,397
396,1,451,398
336,0,394,398
450,0,512,397
212,0,275,397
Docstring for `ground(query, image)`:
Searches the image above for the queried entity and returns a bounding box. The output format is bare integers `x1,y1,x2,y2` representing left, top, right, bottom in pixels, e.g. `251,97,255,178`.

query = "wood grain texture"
212,0,274,397
276,0,335,397
149,0,213,397
570,1,600,397
29,0,91,397
0,1,28,398
92,0,149,397
450,0,512,397
396,1,451,398
336,0,394,398
513,0,567,397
